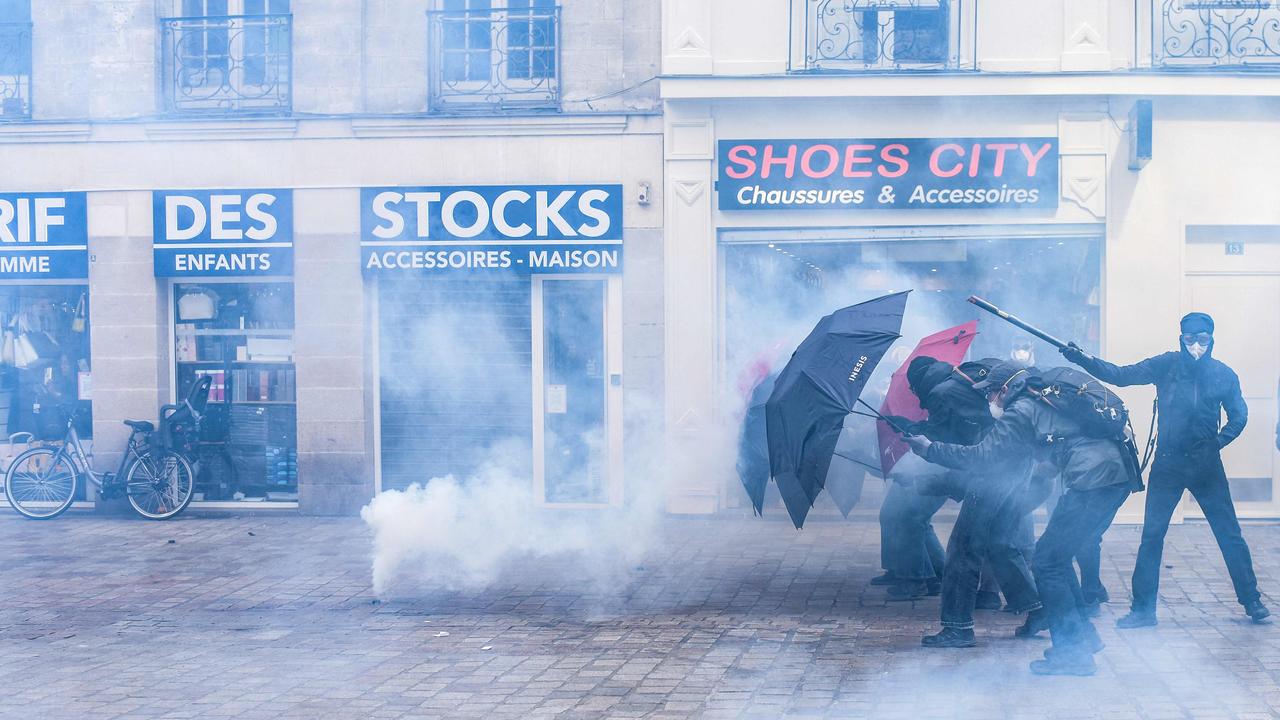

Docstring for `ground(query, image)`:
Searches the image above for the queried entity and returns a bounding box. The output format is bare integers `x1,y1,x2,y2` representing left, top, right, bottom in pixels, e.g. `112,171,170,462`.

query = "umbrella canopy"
876,321,979,477
736,372,777,515
825,410,883,517
765,292,909,529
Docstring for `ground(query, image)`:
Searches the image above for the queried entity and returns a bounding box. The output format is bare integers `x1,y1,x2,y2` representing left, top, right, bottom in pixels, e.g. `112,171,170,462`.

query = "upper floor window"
1152,0,1280,68
428,0,560,113
793,0,968,72
0,0,31,119
160,0,292,116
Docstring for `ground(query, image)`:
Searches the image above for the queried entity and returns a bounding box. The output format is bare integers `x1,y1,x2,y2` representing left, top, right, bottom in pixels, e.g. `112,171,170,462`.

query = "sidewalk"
0,512,1277,719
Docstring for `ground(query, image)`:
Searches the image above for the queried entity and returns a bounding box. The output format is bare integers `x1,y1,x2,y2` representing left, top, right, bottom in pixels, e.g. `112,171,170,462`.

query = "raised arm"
918,408,1033,471
1061,346,1169,388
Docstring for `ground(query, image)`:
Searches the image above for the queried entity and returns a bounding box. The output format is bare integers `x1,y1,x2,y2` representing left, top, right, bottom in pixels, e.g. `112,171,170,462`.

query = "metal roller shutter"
377,275,532,492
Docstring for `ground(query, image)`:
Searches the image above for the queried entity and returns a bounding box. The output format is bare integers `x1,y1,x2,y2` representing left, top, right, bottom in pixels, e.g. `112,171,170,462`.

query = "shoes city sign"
360,184,623,275
0,192,88,279
717,137,1058,211
152,190,293,277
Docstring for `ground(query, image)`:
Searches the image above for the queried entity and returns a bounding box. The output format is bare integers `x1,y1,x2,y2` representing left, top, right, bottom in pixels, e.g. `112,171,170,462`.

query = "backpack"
954,357,998,386
1025,366,1130,440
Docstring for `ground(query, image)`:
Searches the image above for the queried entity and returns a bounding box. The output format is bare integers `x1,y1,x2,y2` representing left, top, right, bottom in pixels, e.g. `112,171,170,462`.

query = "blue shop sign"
360,184,623,274
0,192,88,279
152,189,293,277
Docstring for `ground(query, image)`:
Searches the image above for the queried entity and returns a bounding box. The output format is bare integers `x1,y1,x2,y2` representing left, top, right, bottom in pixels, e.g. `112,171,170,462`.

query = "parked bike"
2,376,211,520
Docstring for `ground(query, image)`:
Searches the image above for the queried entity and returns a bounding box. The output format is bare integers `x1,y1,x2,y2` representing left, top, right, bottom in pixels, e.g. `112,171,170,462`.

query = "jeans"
1075,531,1108,602
1032,483,1131,650
879,480,947,581
1131,453,1261,612
941,478,1041,629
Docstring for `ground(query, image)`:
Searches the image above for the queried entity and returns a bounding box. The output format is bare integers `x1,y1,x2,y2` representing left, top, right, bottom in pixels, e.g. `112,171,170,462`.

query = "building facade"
0,0,662,514
660,0,1280,521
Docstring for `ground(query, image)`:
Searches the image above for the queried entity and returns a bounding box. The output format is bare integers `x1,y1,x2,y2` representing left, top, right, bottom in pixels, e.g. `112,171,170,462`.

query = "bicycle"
2,376,210,520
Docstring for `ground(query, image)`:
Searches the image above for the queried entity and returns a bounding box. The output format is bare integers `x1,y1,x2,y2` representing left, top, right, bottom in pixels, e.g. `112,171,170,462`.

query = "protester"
876,471,947,599
906,362,1141,675
893,357,1043,647
1061,312,1269,626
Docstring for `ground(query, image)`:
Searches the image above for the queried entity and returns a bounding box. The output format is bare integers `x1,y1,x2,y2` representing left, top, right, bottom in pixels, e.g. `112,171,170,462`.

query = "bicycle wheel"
124,450,195,520
4,447,78,520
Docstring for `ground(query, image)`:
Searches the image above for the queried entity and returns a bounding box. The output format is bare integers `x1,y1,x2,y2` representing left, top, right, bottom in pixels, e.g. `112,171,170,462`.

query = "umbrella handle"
856,398,910,435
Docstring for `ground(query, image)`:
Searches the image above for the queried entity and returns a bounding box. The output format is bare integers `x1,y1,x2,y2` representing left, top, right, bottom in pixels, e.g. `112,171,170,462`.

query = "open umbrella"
765,291,909,529
736,371,776,515
876,321,979,477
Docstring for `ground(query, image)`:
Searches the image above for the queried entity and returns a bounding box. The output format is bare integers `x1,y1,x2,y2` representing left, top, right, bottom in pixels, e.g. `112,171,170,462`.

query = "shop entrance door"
1183,273,1280,518
531,276,623,507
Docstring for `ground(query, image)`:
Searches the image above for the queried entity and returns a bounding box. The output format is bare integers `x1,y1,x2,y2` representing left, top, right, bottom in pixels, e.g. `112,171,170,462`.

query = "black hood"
1179,311,1215,364
907,356,954,400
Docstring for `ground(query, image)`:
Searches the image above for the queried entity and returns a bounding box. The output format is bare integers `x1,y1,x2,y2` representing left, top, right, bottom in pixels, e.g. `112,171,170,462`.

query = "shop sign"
152,189,293,277
0,192,88,279
360,184,623,274
717,138,1058,211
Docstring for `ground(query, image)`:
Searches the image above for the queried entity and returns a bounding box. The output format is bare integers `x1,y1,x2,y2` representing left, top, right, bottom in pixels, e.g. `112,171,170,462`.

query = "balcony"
0,22,31,119
160,14,292,116
792,0,973,72
428,5,561,113
1152,0,1280,68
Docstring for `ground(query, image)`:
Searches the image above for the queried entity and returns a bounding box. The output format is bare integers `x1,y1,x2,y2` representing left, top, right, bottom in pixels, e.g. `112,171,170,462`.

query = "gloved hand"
903,434,933,455
1059,341,1088,365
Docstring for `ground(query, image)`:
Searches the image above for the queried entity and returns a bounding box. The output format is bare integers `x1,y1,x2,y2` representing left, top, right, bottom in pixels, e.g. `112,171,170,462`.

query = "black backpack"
1025,366,1130,440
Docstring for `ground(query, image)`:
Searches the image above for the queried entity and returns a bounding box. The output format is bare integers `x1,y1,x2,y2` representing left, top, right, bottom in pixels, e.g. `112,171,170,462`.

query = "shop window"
172,281,296,503
0,285,91,500
722,235,1103,394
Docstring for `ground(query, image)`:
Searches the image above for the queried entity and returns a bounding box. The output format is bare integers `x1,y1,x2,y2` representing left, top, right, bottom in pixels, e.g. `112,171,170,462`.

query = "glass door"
532,276,622,507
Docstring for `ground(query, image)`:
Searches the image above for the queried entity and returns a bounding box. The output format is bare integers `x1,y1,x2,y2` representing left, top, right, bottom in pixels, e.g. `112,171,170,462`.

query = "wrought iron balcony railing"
428,6,560,113
792,0,973,72
1151,0,1280,67
160,14,292,116
0,23,31,119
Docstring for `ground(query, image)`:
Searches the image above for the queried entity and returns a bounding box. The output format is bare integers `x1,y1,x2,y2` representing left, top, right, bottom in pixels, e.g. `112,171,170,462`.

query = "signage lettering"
360,184,623,275
0,192,88,279
717,137,1059,211
153,189,293,277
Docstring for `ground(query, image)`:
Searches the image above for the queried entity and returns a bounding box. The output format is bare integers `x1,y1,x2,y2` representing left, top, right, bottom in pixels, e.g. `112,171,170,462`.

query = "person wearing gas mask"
892,357,1043,647
1009,336,1036,368
1060,312,1268,626
905,362,1141,675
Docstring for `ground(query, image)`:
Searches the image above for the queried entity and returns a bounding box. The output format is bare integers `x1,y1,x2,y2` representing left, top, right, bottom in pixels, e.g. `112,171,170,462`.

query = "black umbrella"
825,411,884,518
765,292,908,529
736,372,776,515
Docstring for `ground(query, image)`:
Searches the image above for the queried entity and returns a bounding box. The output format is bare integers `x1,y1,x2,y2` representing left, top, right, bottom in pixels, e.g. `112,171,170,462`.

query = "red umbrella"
876,321,979,477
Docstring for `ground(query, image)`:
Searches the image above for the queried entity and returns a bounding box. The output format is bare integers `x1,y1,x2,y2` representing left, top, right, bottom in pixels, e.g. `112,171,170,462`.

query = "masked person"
1061,312,1269,626
1009,336,1036,368
906,362,1141,675
893,357,1043,647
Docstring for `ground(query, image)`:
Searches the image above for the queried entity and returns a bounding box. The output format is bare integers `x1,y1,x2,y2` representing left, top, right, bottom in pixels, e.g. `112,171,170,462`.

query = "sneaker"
1082,587,1110,605
1115,610,1158,629
1082,601,1102,618
869,572,898,586
926,578,942,596
1044,625,1105,658
886,580,929,601
1245,600,1271,623
975,590,1003,610
1030,652,1097,676
1014,608,1050,638
921,627,976,648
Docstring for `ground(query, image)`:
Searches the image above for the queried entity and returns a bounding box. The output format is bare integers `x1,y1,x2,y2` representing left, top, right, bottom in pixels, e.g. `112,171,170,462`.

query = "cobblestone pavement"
1,511,1278,720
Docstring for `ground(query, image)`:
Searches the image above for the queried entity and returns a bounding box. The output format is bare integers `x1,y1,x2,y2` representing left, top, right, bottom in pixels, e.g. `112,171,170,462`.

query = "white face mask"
1185,342,1208,360
1011,349,1033,366
989,401,1005,419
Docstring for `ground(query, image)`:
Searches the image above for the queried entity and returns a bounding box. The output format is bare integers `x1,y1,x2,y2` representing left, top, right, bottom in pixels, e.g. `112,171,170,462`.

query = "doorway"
531,276,623,507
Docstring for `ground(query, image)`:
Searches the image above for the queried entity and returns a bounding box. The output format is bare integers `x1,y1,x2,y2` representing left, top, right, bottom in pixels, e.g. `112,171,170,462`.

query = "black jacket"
1072,346,1247,458
905,366,993,445
924,397,1140,492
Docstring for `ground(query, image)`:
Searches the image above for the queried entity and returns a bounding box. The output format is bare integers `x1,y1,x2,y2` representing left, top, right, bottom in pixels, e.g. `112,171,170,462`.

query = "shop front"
0,192,92,508
155,189,298,507
361,184,626,507
661,98,1123,514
